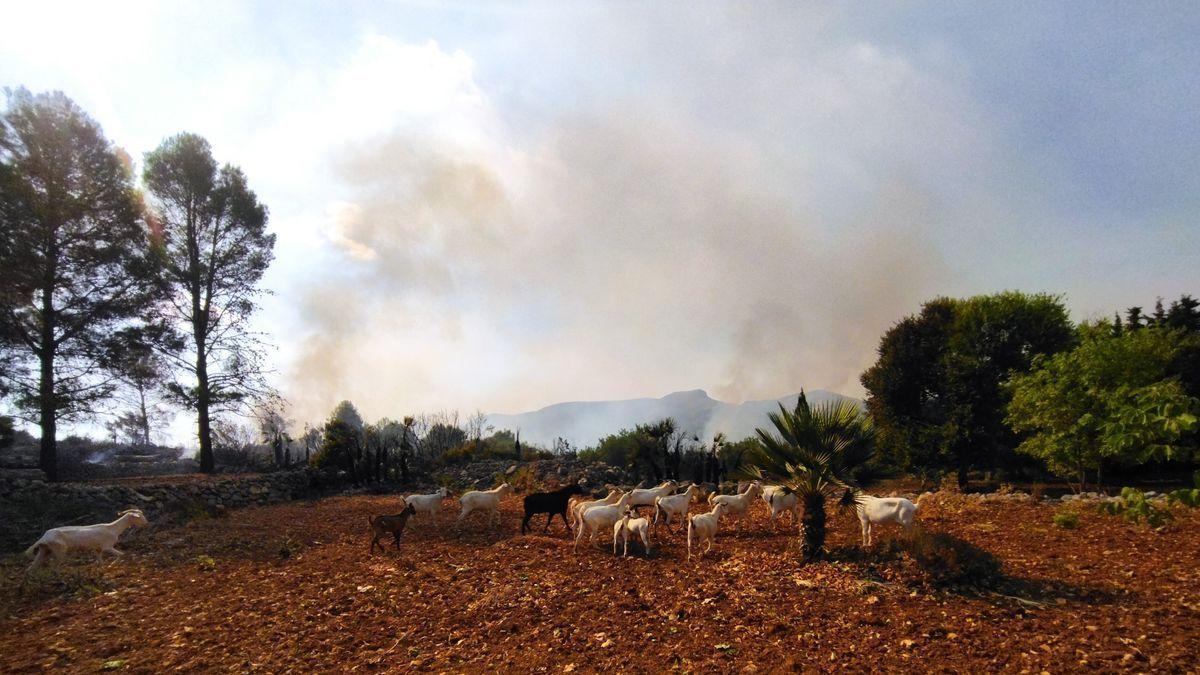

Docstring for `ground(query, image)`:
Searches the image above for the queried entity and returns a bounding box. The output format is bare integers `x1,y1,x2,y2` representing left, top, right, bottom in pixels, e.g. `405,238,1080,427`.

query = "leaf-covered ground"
1,492,1198,673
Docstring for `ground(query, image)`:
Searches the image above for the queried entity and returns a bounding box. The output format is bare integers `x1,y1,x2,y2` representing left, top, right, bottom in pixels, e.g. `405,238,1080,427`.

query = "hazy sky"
3,2,1198,438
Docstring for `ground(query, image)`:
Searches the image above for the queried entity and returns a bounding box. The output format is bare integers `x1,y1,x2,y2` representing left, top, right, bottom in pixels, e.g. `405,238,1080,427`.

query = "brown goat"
368,502,417,553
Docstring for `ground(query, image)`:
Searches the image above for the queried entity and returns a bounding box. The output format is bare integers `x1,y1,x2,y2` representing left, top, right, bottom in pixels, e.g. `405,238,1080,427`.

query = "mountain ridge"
486,388,860,448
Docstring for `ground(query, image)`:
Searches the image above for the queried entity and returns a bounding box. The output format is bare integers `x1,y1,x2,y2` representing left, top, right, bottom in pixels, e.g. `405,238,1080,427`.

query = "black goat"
521,483,586,535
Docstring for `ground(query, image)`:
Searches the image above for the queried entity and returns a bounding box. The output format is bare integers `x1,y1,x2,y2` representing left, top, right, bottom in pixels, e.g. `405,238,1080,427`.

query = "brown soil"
1,494,1197,673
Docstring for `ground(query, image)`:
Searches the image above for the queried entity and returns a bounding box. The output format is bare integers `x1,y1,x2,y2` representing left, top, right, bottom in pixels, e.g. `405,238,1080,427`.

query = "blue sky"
2,2,1198,441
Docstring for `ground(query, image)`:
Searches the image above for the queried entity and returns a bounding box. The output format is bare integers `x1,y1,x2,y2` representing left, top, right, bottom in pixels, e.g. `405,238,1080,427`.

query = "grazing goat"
522,483,585,535
26,508,149,568
687,502,728,560
402,487,449,521
856,495,918,546
627,480,678,511
457,483,515,527
574,492,633,553
613,510,652,556
653,484,700,534
369,503,417,553
709,481,762,530
570,489,622,530
761,485,798,529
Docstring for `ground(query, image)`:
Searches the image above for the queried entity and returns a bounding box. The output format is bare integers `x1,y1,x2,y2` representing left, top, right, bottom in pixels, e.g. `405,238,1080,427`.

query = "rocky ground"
1,491,1198,673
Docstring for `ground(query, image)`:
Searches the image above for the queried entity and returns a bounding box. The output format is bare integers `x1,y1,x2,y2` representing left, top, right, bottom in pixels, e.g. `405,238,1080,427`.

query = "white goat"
761,485,798,529
687,502,727,560
709,481,762,530
574,492,633,553
457,483,514,527
402,487,449,521
627,480,678,511
25,509,149,568
856,495,918,546
653,484,700,534
612,510,652,557
570,489,622,530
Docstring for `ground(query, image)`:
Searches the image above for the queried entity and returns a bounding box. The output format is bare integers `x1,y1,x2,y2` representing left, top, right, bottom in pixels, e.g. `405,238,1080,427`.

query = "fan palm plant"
744,391,875,560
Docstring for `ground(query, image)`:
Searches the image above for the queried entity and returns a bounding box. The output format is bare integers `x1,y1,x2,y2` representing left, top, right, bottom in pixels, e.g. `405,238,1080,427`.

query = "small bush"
1165,472,1200,508
1052,509,1078,529
1098,487,1172,528
496,466,537,493
904,530,1002,587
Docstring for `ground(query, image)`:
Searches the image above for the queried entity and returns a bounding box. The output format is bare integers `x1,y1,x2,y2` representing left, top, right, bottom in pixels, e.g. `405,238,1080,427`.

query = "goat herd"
22,480,920,569
370,480,922,561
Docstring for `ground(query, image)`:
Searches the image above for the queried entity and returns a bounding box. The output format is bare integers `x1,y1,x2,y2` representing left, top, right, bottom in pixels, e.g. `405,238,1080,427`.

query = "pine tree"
143,133,275,473
1125,306,1144,331
0,89,159,480
1167,294,1199,333
1152,298,1166,327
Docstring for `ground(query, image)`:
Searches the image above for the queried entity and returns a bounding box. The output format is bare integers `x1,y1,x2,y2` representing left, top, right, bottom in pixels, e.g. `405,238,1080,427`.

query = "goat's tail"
706,491,716,505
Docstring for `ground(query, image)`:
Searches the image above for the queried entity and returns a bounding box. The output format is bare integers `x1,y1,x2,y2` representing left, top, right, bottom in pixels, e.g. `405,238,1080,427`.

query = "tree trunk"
956,463,969,491
196,354,214,473
800,493,826,560
38,280,57,482
38,352,57,482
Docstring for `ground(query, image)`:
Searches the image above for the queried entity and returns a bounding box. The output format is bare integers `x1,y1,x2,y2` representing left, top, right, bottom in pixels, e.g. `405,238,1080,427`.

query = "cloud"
281,27,966,426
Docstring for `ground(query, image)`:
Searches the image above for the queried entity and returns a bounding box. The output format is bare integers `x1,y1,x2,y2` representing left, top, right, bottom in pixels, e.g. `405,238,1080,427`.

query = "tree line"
862,291,1200,489
0,87,276,480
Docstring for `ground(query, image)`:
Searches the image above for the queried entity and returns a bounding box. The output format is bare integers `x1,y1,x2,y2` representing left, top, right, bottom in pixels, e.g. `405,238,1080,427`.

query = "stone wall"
0,470,312,554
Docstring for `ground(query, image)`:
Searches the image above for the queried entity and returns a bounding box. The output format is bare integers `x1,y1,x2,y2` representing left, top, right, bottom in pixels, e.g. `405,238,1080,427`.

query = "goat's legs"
543,513,554,533
558,510,572,533
860,519,871,547
520,513,533,535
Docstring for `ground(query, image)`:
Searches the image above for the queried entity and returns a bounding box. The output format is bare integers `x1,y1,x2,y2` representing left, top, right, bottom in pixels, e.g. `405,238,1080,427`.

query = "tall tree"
861,292,1074,487
0,89,156,480
143,133,275,472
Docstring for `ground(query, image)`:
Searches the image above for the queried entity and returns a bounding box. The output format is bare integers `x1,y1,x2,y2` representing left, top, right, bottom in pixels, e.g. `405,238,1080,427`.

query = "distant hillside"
486,389,860,448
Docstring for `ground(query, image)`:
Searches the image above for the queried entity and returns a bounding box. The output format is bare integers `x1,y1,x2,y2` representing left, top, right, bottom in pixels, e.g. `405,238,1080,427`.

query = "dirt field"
1,492,1198,673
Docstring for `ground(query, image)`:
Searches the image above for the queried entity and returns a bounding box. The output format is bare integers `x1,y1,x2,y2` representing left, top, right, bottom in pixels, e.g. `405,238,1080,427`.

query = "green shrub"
1165,471,1200,508
441,444,476,465
1052,509,1079,529
496,466,537,493
904,530,1002,587
1098,487,1173,527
